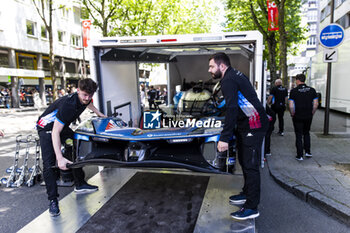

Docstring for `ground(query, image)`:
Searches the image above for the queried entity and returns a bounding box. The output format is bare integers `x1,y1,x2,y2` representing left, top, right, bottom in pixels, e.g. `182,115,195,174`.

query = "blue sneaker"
74,183,98,194
229,192,246,205
49,199,60,217
231,208,259,220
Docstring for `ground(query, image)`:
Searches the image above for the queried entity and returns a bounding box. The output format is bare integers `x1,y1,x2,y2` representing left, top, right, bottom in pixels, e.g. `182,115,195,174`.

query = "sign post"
319,23,344,135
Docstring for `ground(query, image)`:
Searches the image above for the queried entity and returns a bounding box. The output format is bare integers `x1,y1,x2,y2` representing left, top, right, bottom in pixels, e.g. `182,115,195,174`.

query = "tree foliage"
80,0,220,37
225,0,306,83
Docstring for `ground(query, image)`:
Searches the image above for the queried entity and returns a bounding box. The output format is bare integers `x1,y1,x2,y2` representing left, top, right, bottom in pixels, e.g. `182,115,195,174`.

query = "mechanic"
37,78,106,217
268,79,288,136
289,73,318,161
208,52,268,220
147,85,157,109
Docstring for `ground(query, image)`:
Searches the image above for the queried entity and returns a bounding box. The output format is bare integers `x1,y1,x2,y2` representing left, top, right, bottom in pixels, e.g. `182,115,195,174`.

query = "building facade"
287,0,319,88
0,0,90,107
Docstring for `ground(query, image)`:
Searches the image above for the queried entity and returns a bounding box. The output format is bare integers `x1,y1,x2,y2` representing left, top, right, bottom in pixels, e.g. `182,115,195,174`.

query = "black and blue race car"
69,82,236,174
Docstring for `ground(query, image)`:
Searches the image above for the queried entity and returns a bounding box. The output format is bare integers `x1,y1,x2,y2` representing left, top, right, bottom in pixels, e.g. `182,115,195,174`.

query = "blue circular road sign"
319,24,345,48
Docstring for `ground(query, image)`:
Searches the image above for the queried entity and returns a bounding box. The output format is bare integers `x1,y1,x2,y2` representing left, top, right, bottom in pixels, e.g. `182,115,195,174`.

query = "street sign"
319,24,344,48
323,48,338,63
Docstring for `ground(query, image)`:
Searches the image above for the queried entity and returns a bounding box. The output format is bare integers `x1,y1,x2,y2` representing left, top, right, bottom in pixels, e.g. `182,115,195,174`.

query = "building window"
336,12,350,29
65,61,76,73
54,60,60,71
41,25,48,39
18,54,35,70
308,23,317,34
26,20,36,36
307,37,316,46
308,1,316,8
61,7,69,18
321,3,332,22
0,51,9,67
42,58,50,71
71,35,81,47
73,7,81,25
58,30,66,43
308,10,317,21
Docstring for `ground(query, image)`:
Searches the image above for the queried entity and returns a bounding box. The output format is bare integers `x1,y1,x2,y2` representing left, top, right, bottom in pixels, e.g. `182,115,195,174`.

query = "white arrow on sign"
323,48,338,63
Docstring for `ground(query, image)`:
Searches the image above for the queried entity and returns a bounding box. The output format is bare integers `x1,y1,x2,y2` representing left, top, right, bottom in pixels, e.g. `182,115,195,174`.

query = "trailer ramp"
19,168,255,233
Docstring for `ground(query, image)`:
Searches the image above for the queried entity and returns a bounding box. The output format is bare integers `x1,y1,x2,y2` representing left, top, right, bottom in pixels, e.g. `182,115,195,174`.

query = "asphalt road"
256,165,350,233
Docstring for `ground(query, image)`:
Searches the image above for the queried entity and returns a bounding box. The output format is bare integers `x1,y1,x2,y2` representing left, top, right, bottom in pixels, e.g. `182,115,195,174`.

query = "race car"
69,115,235,174
68,80,236,174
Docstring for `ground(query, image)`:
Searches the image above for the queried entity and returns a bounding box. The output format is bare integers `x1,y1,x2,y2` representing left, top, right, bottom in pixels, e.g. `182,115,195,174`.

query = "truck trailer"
88,31,266,124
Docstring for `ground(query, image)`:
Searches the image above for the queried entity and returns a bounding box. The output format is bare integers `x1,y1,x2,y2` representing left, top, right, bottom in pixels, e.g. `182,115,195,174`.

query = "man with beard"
208,52,268,220
37,78,106,217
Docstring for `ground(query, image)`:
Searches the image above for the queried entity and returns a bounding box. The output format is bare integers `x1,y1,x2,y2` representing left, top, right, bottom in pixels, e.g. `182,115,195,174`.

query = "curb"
266,159,350,226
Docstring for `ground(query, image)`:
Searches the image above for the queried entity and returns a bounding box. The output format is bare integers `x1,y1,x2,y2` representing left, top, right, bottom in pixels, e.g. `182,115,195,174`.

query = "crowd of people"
140,84,167,110
0,84,79,108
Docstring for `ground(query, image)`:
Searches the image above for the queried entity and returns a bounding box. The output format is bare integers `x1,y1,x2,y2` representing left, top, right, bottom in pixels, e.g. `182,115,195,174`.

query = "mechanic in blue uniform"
289,73,318,161
208,53,268,220
268,79,288,136
37,78,106,217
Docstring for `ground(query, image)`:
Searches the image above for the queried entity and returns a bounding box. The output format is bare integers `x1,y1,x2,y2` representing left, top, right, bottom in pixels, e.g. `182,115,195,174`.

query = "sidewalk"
267,109,350,226
0,106,47,114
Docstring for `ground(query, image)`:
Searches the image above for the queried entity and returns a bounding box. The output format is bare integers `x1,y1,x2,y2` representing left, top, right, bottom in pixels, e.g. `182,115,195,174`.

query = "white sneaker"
305,153,312,158
265,153,272,156
295,156,303,161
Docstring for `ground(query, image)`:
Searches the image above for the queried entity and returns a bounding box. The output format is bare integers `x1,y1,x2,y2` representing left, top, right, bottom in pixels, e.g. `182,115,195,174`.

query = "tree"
225,0,305,84
32,0,59,100
81,0,219,37
81,0,123,37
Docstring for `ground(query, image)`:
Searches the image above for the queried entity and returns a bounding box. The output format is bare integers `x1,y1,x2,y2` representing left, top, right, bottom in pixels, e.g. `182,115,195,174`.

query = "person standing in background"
289,74,318,161
268,79,288,136
147,86,157,109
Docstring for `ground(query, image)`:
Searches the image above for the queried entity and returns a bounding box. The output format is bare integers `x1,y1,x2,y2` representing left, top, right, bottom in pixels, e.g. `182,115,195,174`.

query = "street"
0,109,349,232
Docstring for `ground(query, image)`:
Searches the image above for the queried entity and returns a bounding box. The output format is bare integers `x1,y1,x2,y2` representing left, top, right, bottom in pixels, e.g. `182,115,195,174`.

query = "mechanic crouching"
36,78,106,217
208,53,268,220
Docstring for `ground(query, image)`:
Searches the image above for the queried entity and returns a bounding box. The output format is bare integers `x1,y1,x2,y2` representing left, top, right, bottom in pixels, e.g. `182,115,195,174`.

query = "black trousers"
292,117,313,157
272,107,285,133
148,99,156,109
265,116,276,154
38,128,85,201
236,129,267,210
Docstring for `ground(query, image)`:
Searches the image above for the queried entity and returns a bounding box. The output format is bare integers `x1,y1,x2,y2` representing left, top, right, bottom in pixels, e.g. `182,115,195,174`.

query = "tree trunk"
8,49,20,108
49,3,58,101
266,33,278,83
103,18,108,36
278,0,288,87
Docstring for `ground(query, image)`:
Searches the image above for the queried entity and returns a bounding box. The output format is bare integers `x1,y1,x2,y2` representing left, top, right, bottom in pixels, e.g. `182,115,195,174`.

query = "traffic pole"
323,0,334,135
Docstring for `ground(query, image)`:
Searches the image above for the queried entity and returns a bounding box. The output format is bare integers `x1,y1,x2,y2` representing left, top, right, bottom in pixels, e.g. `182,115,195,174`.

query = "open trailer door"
88,31,265,124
